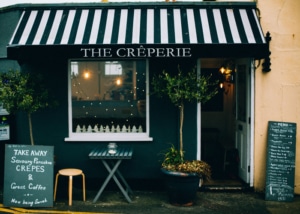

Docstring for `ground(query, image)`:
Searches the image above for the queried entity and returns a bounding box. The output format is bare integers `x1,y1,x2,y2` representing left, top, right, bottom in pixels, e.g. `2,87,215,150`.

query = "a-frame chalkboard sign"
3,144,54,207
265,121,296,202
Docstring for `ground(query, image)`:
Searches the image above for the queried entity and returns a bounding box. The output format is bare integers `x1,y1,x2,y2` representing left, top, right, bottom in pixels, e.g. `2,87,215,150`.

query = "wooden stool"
54,168,86,206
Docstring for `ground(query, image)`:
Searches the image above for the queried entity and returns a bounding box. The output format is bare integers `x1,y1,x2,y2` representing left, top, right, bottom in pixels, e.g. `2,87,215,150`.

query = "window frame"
65,59,152,142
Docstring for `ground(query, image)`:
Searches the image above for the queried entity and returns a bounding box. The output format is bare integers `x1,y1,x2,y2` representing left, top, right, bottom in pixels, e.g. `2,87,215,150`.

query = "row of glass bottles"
75,124,143,133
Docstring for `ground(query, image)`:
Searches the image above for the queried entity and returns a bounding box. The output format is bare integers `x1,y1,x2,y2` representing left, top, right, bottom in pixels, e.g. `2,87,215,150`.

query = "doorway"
199,58,253,189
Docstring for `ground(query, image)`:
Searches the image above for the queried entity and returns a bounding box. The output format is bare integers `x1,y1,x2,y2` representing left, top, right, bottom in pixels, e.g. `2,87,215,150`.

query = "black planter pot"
161,168,200,206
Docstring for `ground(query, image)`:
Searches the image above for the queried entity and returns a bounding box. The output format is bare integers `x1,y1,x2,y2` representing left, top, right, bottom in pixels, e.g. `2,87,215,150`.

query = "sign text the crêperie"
80,46,192,58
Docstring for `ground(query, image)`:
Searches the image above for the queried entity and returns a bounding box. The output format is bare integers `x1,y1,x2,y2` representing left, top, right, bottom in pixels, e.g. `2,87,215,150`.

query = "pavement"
1,188,300,214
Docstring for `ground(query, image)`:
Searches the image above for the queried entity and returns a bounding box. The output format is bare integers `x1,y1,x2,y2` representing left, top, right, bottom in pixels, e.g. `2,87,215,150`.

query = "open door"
200,58,254,186
235,59,251,183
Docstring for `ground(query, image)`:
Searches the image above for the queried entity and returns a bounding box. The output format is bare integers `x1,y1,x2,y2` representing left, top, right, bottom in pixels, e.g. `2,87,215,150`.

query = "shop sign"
265,121,296,202
3,144,54,207
80,46,192,58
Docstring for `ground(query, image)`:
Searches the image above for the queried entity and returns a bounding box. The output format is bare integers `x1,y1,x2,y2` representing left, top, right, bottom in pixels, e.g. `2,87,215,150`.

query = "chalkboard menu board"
3,144,54,207
265,121,296,202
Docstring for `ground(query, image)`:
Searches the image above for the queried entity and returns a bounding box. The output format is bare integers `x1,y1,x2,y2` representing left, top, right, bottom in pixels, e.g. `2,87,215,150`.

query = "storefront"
2,1,270,189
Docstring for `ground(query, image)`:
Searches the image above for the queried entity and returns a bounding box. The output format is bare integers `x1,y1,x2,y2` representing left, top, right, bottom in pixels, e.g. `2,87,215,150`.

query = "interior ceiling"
201,58,227,68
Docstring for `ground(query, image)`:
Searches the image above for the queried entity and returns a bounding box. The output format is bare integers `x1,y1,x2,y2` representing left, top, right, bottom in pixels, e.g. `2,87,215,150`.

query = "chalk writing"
265,121,296,202
4,144,54,207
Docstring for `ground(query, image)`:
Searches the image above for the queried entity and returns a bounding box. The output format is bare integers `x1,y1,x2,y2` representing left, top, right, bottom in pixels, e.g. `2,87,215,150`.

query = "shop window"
66,60,152,142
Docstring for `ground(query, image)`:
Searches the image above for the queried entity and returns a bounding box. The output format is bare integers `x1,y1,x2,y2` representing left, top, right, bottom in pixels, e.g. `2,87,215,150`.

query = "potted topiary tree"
152,66,218,206
0,70,57,145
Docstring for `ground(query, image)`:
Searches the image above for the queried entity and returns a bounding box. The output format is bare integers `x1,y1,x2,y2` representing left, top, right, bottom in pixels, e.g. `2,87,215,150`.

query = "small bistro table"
88,146,133,203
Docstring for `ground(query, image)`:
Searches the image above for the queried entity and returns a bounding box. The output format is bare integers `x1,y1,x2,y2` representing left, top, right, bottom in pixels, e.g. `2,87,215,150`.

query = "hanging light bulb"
83,71,90,79
116,78,122,86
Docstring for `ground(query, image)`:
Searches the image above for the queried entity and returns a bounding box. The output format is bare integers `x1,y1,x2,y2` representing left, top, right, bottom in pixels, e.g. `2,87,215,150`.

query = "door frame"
197,58,255,187
249,59,255,187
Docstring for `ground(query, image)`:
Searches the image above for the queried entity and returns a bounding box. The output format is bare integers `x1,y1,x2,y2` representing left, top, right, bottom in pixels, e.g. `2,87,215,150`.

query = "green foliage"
162,144,184,166
0,70,57,145
152,67,218,106
0,70,53,114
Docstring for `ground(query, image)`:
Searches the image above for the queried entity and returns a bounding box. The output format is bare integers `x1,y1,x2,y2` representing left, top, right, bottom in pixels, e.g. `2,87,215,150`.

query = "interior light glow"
116,78,122,85
83,71,90,79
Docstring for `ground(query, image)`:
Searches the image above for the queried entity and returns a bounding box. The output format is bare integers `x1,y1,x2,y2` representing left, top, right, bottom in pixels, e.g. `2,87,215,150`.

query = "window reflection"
105,61,122,75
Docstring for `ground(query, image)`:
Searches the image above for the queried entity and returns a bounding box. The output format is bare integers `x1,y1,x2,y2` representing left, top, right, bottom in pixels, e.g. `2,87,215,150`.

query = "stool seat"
54,168,85,206
59,168,82,176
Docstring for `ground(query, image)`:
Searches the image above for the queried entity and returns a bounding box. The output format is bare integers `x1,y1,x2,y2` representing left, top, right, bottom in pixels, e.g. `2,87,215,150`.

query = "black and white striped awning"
7,3,268,59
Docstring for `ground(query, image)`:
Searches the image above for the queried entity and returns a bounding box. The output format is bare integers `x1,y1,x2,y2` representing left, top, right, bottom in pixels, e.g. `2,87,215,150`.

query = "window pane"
71,60,146,133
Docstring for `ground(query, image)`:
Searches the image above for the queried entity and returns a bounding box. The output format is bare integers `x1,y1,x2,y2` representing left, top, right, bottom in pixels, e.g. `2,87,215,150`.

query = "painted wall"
5,56,199,190
255,0,300,194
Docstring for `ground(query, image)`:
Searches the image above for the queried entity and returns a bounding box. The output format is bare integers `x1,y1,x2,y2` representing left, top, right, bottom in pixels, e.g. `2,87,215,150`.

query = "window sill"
64,133,153,142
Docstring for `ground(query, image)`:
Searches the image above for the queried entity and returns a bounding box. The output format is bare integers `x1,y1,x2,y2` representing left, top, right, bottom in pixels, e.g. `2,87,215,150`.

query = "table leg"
93,159,122,203
103,160,132,203
115,167,133,194
105,161,132,203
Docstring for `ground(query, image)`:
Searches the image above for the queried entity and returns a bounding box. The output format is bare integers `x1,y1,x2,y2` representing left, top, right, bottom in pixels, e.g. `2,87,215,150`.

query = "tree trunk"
28,113,34,145
179,101,184,160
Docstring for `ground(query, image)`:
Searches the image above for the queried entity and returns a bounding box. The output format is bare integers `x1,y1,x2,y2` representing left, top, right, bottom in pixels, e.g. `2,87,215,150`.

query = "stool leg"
69,176,73,206
82,173,86,201
54,173,59,201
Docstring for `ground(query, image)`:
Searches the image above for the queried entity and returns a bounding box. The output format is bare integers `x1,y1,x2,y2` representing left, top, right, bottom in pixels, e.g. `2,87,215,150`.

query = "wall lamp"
262,32,272,72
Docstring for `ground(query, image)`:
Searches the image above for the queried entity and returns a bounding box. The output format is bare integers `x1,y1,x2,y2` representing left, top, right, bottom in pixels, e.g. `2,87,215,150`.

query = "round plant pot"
161,168,200,206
